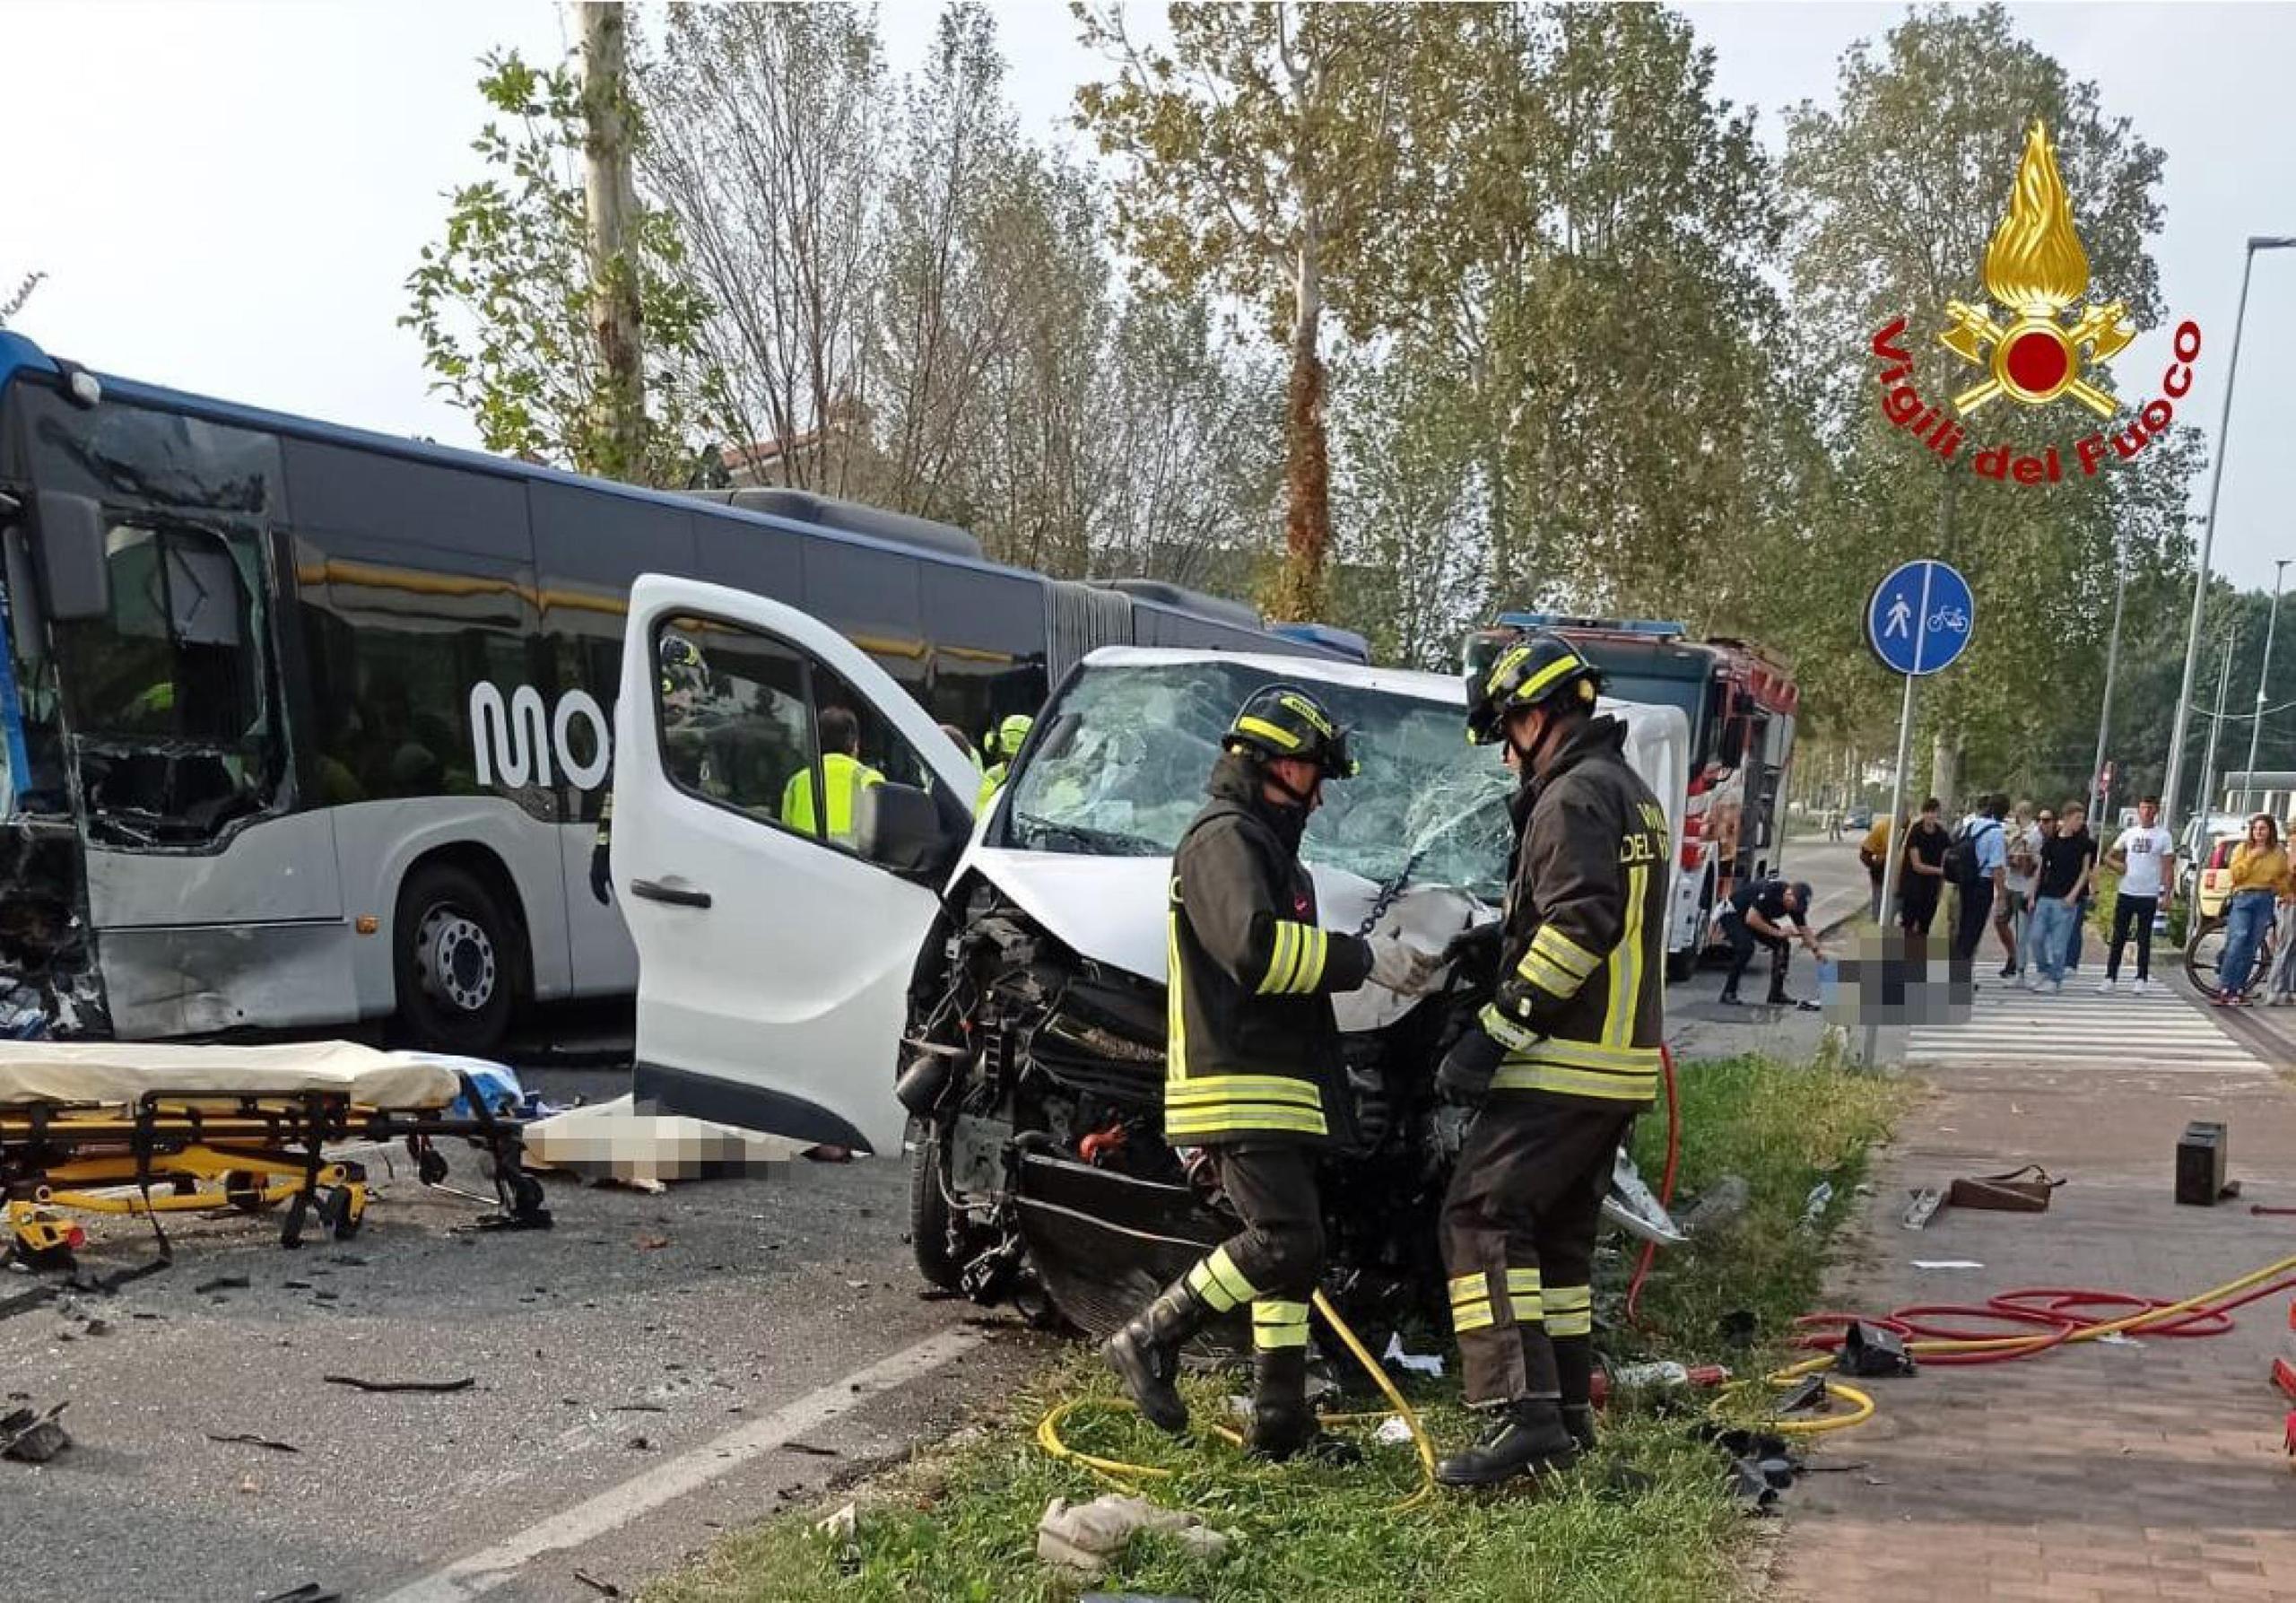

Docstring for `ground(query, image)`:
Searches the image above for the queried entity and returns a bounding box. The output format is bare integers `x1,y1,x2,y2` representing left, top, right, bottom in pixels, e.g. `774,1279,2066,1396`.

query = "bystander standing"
1860,812,1896,922
1996,798,2039,980
2026,801,2098,994
2100,796,2174,995
1899,799,1949,937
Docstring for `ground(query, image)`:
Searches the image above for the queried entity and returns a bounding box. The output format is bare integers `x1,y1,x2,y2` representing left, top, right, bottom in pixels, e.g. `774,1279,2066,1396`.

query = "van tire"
394,862,517,1056
909,1119,967,1291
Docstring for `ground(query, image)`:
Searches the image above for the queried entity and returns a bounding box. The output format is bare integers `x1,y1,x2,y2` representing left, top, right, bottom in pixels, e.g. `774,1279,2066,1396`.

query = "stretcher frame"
1,1070,552,1259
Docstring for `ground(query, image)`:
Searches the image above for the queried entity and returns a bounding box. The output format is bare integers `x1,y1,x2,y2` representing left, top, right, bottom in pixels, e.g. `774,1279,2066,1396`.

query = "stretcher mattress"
0,1041,460,1111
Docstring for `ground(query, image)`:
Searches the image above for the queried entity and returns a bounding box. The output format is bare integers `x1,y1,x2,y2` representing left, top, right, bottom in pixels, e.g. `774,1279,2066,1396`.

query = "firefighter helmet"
987,712,1034,761
1466,632,1601,745
659,633,709,700
1222,684,1356,780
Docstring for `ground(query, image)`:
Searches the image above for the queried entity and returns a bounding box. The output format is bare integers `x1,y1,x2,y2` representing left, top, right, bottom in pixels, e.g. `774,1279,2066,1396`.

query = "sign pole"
1864,670,1918,1069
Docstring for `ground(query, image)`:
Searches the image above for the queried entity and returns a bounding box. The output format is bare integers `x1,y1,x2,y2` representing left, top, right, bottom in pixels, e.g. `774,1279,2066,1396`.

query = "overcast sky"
4,1,2292,592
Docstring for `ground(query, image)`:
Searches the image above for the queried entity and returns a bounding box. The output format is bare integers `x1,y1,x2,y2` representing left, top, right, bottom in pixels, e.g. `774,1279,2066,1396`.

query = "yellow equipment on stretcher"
0,1041,550,1260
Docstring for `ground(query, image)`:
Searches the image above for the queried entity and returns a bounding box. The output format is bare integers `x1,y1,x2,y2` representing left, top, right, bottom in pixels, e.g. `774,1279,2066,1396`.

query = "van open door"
613,575,978,1154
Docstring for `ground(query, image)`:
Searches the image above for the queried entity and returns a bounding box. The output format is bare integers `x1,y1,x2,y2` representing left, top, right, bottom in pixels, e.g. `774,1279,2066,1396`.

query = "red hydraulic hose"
1791,1275,2296,1367
1623,1044,1680,1327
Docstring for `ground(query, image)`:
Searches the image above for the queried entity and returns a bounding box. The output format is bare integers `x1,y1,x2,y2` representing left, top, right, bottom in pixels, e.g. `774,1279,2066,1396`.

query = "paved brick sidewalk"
1776,1018,2296,1600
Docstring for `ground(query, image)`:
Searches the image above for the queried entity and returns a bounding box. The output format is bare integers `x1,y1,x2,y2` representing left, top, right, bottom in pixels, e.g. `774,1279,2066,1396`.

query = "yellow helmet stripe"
1235,715,1303,751
1513,652,1587,704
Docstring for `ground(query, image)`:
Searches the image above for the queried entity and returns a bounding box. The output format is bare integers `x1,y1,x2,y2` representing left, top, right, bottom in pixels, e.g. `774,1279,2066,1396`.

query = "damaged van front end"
893,649,1691,1351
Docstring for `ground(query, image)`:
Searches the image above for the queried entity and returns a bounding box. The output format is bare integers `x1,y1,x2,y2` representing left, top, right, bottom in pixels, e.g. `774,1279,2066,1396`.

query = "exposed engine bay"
896,874,1683,1356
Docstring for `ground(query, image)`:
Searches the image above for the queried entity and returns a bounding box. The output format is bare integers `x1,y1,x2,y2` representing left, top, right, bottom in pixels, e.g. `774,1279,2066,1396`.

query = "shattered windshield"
1004,659,1513,902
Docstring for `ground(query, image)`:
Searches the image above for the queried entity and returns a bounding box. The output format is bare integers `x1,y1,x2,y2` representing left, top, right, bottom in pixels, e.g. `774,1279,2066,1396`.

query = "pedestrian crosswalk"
1904,977,2266,1073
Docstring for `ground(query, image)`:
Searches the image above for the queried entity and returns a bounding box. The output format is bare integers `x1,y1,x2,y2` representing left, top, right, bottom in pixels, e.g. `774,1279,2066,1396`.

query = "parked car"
608,574,1693,1348
1844,808,1874,832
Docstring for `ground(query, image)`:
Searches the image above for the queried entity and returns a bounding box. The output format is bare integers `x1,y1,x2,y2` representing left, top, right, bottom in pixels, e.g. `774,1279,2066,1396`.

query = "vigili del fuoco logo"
1870,120,2202,484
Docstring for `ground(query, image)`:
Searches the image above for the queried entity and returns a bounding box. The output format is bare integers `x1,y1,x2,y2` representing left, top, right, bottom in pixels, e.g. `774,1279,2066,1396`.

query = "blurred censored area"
1822,929,1975,1030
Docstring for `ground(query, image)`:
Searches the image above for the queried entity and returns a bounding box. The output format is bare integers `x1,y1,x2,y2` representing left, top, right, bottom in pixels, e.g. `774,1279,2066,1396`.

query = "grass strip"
645,1050,1910,1603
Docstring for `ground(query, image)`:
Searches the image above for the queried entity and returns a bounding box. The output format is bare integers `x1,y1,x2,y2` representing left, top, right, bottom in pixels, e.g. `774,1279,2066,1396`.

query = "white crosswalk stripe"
1905,980,2266,1072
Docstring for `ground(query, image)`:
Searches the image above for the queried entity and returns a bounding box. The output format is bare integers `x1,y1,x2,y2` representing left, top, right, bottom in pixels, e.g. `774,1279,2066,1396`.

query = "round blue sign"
1867,560,1975,676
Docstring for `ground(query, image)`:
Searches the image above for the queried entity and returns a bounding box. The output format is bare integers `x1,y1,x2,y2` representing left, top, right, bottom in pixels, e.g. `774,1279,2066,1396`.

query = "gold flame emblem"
1939,121,2134,417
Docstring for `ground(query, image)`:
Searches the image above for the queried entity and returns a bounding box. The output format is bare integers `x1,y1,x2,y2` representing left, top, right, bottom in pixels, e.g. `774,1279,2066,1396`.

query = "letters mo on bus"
467,683,612,792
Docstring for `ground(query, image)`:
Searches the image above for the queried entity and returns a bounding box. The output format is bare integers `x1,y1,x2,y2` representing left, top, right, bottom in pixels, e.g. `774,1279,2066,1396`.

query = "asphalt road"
2,849,1883,1603
1,1082,1045,1603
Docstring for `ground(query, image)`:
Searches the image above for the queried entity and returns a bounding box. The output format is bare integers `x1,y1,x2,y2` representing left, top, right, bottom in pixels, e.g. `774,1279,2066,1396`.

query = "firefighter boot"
1435,1398,1581,1488
1247,1346,1362,1465
1103,1278,1211,1435
1554,1337,1598,1453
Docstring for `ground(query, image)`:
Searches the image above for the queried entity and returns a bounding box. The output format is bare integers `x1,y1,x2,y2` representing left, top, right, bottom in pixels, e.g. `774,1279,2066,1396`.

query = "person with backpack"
1897,798,1950,937
1946,794,2009,973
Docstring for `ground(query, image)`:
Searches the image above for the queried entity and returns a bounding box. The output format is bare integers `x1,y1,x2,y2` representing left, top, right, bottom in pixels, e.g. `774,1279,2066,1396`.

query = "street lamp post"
2086,527,2130,828
2239,557,2289,809
2161,236,2296,845
2197,624,2239,847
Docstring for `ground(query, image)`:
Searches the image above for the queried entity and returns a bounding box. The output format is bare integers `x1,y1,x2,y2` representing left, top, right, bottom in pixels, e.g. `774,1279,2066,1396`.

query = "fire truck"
1465,614,1801,980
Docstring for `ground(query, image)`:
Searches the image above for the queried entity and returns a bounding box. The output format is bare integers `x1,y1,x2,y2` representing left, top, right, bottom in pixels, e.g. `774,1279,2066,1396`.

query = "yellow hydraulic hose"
1037,1288,1439,1511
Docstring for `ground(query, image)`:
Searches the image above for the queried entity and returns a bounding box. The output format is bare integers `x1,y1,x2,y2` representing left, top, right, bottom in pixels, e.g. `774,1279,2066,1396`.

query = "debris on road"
194,1275,251,1295
1037,1494,1234,1576
205,1432,300,1453
572,1571,622,1599
1902,1187,1944,1230
1380,1333,1443,1378
2,1400,71,1463
320,1373,474,1394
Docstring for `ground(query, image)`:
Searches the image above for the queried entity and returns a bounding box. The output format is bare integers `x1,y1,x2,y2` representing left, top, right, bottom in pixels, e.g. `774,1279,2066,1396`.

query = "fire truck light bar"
1492,613,1687,639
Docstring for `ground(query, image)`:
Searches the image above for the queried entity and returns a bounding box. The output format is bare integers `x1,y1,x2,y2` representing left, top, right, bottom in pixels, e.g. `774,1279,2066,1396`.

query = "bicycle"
2184,912,2277,1002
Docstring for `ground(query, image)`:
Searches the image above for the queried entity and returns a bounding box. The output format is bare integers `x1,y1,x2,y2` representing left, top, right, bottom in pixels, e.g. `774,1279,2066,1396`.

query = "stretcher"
0,1041,551,1261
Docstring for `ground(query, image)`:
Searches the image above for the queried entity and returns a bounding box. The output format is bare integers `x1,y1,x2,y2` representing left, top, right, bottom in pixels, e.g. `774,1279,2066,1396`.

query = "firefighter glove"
1365,933,1445,997
1435,1025,1505,1106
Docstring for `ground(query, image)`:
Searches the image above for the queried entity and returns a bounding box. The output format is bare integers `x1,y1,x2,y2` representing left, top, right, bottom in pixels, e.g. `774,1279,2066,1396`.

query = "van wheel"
395,862,517,1056
909,1119,968,1291
1665,947,1698,984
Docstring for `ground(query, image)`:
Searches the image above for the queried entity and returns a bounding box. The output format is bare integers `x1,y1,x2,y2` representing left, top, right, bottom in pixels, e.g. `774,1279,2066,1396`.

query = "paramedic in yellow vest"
782,705,883,846
977,713,1033,808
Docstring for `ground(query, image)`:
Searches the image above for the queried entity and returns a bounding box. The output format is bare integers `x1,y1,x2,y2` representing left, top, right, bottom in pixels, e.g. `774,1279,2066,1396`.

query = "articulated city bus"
0,331,1343,1050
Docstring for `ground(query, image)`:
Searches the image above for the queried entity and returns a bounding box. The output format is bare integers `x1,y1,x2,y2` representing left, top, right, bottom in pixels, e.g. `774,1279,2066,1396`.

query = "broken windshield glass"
1004,660,1513,902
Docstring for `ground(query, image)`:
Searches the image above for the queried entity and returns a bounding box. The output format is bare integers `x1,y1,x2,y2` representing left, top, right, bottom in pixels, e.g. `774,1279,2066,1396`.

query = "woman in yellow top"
2214,814,2293,1004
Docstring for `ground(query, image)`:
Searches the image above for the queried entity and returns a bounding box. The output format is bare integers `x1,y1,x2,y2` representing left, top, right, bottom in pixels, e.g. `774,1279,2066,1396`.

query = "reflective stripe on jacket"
977,761,1009,810
1481,716,1668,1105
1164,753,1373,1146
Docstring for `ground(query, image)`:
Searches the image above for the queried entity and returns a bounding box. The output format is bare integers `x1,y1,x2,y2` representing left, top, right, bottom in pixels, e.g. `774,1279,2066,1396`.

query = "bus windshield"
9,383,286,845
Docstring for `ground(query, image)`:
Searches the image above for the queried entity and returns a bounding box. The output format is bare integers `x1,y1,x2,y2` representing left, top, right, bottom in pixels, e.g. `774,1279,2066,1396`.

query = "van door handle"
631,878,712,909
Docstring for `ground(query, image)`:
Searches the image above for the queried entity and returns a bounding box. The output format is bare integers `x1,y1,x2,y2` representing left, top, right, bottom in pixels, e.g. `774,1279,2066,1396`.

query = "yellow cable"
1035,1291,1439,1511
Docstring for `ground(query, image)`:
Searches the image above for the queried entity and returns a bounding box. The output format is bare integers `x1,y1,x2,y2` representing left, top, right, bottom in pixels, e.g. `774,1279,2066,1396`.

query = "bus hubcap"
418,907,496,1015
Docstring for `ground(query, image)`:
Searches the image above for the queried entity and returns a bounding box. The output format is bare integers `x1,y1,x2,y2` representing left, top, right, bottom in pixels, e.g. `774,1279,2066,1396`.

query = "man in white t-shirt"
2101,795,2176,993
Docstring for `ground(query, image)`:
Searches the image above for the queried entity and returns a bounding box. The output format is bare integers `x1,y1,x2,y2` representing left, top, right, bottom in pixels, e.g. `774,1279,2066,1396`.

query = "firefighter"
1103,684,1432,1460
977,712,1033,808
1431,632,1669,1487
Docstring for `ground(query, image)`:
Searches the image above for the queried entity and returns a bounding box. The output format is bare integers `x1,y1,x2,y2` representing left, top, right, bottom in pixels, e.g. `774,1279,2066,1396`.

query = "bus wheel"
395,862,517,1055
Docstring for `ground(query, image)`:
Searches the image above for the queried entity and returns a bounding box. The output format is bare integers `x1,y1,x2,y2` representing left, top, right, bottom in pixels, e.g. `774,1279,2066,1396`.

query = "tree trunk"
1929,729,1962,813
579,2,646,482
1270,240,1331,623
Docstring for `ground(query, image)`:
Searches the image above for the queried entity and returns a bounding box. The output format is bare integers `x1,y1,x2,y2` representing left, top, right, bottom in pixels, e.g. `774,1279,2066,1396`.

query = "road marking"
1906,985,2266,1074
375,1327,985,1602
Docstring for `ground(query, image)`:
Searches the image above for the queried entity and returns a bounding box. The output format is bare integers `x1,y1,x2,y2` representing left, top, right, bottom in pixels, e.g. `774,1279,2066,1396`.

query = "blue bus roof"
0,329,1283,636
1268,622,1371,662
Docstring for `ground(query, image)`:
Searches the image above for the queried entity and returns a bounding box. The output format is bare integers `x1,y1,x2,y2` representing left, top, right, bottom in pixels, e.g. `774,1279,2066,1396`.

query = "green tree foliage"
1780,4,2194,799
404,48,715,485
1075,2,1422,621
1364,4,1783,621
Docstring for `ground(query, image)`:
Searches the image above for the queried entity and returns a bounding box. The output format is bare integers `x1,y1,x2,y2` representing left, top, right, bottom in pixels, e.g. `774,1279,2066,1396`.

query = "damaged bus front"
0,333,302,1037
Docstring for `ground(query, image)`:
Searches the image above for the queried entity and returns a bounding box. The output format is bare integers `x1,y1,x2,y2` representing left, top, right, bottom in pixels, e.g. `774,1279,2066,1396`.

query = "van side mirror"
35,492,110,622
858,781,960,878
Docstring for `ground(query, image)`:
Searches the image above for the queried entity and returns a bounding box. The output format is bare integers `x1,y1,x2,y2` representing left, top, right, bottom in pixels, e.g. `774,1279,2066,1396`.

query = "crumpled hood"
961,847,1489,1033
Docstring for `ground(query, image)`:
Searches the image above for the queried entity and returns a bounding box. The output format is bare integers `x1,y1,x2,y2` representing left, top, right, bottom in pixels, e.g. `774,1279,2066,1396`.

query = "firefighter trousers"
1439,1092,1633,1407
1180,1144,1323,1359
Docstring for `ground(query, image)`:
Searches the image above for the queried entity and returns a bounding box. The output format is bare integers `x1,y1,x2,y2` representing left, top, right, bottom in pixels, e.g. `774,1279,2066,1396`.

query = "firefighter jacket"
1164,754,1373,1146
1477,715,1668,1105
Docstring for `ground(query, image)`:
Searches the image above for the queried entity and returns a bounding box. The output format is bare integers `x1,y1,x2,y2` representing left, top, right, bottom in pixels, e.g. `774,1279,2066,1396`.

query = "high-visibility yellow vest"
977,762,1010,810
781,752,884,842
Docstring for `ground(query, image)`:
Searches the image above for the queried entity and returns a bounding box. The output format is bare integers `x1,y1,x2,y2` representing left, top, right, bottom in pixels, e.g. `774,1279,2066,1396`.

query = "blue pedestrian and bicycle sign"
1867,559,1974,676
